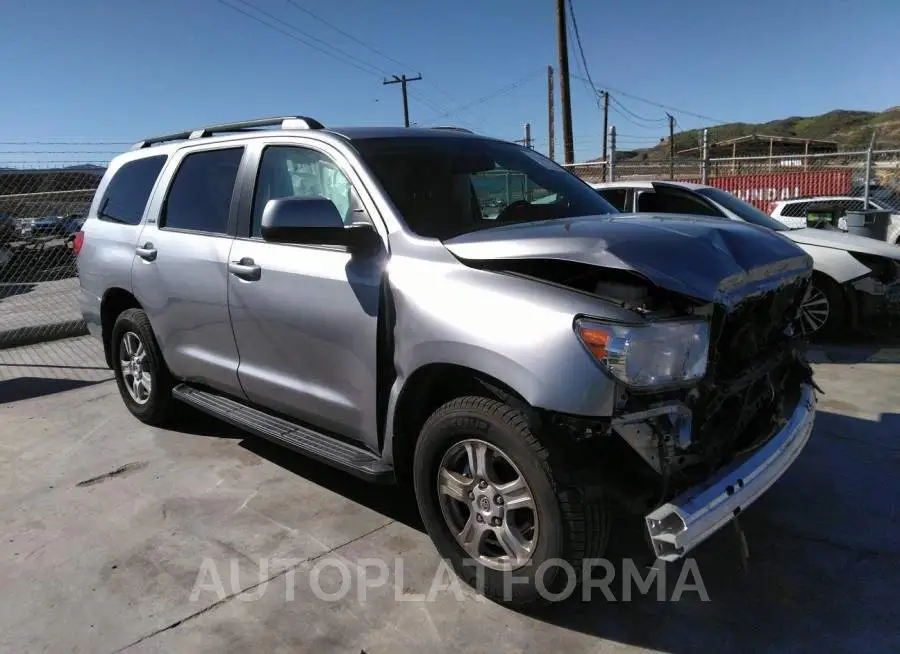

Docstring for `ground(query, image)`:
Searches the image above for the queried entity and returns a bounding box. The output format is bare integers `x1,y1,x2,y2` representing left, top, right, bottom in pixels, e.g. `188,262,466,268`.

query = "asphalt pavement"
1,336,899,653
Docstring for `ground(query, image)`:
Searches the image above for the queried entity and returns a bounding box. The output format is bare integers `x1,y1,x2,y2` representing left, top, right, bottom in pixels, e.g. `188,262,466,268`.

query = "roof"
591,180,710,191
130,118,488,153
678,133,839,156
326,126,486,140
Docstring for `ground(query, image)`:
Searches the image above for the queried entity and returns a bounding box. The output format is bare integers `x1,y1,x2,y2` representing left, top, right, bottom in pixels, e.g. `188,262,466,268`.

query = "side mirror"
261,196,345,245
261,196,382,257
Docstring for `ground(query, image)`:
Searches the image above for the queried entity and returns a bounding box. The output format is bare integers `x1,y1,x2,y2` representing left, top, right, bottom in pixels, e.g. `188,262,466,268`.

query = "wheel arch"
100,288,143,368
387,362,533,486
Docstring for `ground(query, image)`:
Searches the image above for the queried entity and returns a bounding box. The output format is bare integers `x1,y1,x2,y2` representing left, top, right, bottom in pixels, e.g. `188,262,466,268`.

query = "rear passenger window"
162,147,244,234
779,202,809,218
97,155,167,225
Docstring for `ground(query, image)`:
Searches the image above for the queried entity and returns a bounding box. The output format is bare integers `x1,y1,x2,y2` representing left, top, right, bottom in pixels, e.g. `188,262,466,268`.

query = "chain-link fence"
0,166,104,348
565,126,900,242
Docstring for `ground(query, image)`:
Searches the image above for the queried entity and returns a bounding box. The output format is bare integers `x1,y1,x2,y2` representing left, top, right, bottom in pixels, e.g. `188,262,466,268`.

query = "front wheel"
798,274,846,341
413,396,609,607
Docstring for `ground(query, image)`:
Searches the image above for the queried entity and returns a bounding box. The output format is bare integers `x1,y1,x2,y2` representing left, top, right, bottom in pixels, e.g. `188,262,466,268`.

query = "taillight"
72,231,85,256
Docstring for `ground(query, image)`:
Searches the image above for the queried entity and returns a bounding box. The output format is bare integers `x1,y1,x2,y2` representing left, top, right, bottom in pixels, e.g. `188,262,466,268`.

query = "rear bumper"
77,285,103,341
645,384,816,561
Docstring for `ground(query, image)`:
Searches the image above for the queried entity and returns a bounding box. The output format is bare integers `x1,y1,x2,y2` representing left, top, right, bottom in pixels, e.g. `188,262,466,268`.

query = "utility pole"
601,90,609,161
667,113,675,180
547,65,555,161
515,123,533,149
607,125,616,182
863,129,877,209
383,74,422,127
700,128,709,185
556,0,574,164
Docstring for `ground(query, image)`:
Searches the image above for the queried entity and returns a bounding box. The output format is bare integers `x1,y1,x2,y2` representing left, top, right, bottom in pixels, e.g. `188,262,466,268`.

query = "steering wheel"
495,200,532,223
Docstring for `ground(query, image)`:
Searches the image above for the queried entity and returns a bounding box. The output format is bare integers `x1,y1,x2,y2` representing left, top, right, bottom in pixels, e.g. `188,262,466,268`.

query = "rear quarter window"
97,155,167,225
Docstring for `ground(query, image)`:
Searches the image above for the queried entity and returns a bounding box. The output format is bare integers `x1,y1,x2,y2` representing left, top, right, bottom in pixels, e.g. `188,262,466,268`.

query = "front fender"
800,243,873,284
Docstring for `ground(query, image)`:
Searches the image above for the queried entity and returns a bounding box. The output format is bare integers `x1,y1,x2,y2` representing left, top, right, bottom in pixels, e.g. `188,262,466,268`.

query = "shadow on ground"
0,376,109,403
0,282,37,300
521,409,900,653
186,407,900,652
241,437,424,531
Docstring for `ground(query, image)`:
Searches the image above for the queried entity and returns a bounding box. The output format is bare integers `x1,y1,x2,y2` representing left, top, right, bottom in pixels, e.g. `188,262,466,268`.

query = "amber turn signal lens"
577,325,610,359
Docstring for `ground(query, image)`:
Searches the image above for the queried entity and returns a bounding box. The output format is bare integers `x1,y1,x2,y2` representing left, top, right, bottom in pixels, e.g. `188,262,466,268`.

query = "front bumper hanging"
644,383,816,561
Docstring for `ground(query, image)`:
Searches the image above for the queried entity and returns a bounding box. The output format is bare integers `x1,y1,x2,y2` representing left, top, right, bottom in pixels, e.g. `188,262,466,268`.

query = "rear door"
131,144,246,397
227,139,386,447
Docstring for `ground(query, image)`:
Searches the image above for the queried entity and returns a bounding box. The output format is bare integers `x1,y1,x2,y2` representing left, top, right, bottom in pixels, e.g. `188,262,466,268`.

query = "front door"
227,141,385,448
131,145,246,397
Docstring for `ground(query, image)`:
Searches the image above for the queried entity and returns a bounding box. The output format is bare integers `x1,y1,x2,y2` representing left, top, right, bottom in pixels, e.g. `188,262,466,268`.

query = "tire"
413,396,608,607
110,308,177,426
799,274,846,341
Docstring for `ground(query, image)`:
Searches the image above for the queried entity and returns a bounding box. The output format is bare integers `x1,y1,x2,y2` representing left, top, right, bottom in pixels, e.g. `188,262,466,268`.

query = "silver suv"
76,116,818,606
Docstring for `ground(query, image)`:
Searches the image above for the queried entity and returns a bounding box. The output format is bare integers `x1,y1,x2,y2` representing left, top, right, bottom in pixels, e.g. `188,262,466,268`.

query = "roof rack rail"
432,126,475,134
132,116,325,150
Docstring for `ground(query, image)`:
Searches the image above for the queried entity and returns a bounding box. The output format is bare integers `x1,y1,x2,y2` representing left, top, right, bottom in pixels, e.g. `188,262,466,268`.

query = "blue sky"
0,0,896,165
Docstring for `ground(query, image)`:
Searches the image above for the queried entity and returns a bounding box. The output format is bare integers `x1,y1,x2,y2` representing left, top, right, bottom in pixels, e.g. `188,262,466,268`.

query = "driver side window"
251,145,368,237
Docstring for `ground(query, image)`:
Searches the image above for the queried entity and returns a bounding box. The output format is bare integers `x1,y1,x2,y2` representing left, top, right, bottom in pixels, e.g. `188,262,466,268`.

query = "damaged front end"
506,257,817,561
445,215,819,560
601,272,817,560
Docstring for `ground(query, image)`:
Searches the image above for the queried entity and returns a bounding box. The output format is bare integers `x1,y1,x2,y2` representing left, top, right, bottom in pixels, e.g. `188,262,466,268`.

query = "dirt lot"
1,336,899,653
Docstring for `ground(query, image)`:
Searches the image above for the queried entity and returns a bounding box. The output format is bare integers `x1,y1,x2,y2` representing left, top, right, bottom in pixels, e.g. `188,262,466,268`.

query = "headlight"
575,317,709,388
848,251,899,283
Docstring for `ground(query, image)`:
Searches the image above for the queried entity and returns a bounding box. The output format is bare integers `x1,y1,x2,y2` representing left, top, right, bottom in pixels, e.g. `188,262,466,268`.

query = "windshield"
871,193,900,212
353,137,618,239
695,187,790,231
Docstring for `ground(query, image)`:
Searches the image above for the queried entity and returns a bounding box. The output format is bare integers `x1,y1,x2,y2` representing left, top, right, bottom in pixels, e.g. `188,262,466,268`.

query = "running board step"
172,384,393,483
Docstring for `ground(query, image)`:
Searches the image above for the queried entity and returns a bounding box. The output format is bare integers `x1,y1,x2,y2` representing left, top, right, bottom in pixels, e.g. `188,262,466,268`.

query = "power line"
281,0,461,109
609,95,667,124
218,0,463,128
284,0,410,71
609,105,662,130
571,74,729,125
422,70,544,124
217,0,387,78
566,0,599,96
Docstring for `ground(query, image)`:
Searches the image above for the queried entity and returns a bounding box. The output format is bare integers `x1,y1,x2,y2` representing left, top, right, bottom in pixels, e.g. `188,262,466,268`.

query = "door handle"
136,243,157,261
228,257,261,281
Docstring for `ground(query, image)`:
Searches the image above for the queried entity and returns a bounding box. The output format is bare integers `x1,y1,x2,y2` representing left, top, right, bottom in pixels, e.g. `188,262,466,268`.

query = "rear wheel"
798,274,846,340
111,308,177,426
413,396,609,607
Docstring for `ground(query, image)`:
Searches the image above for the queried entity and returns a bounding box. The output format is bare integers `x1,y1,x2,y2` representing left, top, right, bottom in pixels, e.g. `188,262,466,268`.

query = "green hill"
616,107,900,161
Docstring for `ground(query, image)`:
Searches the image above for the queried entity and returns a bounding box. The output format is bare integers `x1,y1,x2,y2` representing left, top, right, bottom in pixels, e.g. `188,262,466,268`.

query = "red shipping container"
707,170,853,211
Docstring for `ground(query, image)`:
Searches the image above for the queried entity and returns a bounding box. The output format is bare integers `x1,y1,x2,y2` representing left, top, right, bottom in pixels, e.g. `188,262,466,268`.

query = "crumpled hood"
444,214,813,305
785,227,900,259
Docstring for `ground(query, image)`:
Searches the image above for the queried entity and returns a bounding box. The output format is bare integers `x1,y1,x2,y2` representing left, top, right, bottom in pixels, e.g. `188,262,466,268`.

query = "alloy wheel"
436,438,538,571
799,283,830,336
120,331,152,405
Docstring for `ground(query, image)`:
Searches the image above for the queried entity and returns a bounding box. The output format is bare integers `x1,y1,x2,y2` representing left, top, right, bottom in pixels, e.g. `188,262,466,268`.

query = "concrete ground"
1,336,899,653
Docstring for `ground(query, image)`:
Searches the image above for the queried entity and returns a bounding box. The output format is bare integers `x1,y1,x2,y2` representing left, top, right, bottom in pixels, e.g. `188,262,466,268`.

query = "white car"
591,180,900,339
769,195,900,245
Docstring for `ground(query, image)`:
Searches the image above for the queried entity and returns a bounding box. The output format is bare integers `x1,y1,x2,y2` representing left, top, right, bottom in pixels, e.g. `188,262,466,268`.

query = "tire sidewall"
413,403,569,605
110,309,169,421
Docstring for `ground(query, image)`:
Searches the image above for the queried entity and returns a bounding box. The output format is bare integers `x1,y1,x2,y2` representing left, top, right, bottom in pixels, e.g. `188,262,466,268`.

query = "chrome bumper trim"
645,384,816,561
